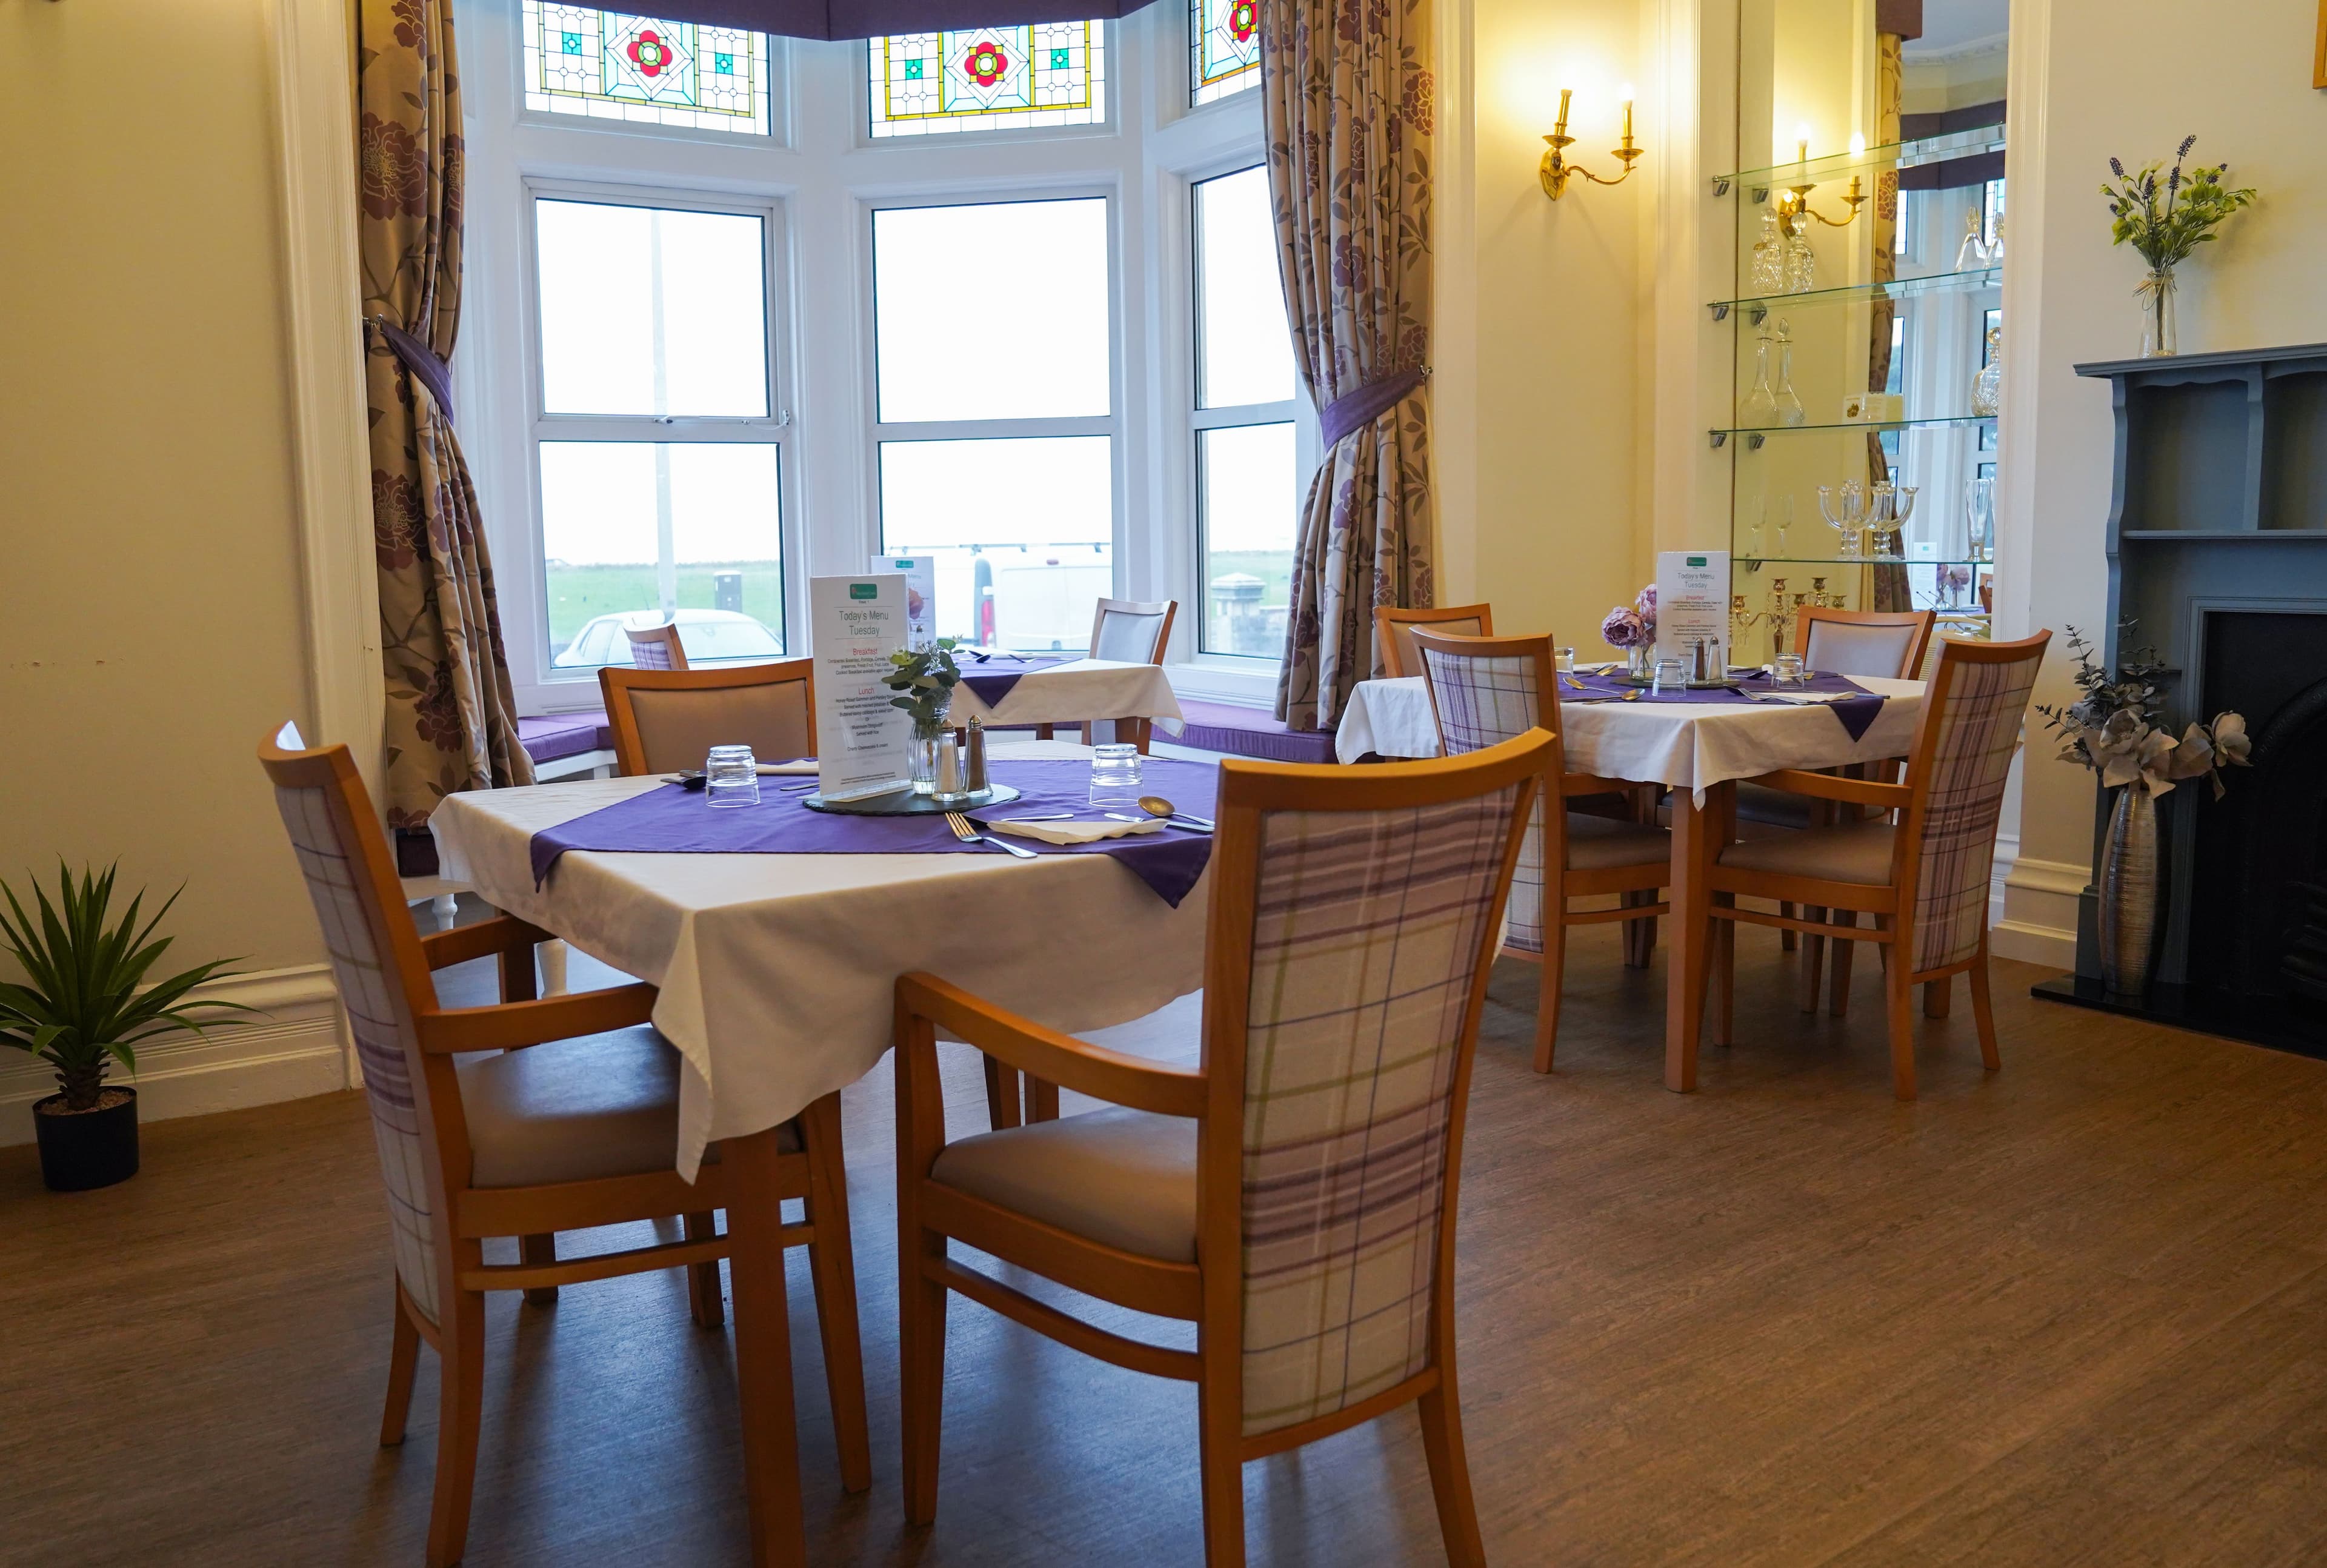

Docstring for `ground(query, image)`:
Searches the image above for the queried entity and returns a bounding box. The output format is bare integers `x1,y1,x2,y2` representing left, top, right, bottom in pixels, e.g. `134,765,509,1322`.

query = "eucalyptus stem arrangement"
2100,136,2256,357
883,637,964,738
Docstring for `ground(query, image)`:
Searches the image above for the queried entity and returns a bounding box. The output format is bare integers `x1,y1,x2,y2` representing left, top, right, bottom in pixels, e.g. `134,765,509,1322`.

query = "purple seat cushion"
1175,700,1337,765
518,710,613,766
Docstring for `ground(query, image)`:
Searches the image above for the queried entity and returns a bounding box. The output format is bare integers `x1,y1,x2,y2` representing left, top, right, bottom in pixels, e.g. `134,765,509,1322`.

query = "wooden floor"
7,926,2327,1566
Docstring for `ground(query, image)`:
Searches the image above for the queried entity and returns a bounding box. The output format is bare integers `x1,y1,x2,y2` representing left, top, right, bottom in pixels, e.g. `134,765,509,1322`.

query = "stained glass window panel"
536,200,768,418
872,199,1111,423
524,1,771,136
539,442,784,668
1194,166,1294,409
879,437,1114,649
1190,0,1260,106
868,22,1106,138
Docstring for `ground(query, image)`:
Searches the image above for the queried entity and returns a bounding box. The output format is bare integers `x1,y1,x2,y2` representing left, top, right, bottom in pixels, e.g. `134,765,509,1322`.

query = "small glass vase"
1625,644,1653,681
2139,267,2178,358
908,716,950,796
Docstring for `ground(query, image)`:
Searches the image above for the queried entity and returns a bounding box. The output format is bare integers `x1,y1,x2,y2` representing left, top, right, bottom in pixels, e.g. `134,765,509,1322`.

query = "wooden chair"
1410,628,1672,1072
1694,631,2052,1100
1376,602,1496,678
1753,607,1936,1006
894,729,1554,1566
258,723,867,1567
1031,596,1178,752
624,619,689,671
599,657,815,777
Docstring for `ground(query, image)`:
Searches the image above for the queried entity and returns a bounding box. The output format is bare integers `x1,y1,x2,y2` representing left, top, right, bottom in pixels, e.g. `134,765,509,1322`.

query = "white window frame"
458,0,1305,714
1187,158,1301,662
518,179,798,689
860,187,1127,647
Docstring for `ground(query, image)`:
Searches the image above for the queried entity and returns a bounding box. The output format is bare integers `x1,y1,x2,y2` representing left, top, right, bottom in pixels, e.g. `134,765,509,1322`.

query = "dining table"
941,651,1185,739
1335,669,1926,1092
430,739,1213,1565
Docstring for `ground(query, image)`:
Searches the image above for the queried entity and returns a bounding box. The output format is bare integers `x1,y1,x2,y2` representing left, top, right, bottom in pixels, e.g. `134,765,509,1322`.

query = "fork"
945,811,1037,858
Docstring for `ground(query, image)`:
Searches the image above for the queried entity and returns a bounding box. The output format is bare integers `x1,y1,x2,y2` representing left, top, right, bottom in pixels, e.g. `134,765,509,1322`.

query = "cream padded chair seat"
457,1028,796,1188
1716,819,1894,885
1565,813,1671,871
931,1106,1197,1262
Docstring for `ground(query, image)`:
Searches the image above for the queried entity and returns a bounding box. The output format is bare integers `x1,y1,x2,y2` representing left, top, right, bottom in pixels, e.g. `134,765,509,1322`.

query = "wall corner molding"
265,0,384,788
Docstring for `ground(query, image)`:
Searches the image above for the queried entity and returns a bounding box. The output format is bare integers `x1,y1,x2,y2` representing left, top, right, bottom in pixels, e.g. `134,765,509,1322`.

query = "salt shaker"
964,717,988,792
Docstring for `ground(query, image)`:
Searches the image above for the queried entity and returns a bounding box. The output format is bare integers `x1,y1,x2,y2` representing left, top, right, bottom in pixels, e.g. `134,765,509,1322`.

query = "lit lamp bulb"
1796,121,1812,166
1618,82,1636,146
1849,131,1868,156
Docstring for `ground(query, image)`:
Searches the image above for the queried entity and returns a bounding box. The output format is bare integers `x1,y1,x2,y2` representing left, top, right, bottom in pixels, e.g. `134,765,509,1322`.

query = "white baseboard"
1993,851,2087,971
0,965,350,1147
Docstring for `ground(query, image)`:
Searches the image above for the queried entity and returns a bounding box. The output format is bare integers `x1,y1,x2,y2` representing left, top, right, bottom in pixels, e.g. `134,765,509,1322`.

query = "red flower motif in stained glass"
1228,0,1257,42
964,39,1010,86
627,30,671,78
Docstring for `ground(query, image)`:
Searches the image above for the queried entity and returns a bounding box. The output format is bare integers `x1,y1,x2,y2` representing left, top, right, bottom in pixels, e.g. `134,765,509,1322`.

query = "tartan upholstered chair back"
1202,736,1548,1438
1894,634,2051,973
625,620,688,671
1411,632,1571,960
259,724,453,1325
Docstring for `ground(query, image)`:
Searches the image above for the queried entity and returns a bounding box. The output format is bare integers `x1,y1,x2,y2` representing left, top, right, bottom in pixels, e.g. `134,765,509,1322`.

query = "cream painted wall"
0,0,325,975
1997,0,2327,957
1438,0,1650,648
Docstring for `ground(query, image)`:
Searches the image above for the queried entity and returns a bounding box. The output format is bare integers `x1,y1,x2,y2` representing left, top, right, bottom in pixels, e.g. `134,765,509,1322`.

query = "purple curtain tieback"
1319,367,1428,450
370,316,456,428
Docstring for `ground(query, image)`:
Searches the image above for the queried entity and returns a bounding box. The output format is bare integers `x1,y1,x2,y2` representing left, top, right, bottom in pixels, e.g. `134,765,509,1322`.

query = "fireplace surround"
2033,344,2327,1058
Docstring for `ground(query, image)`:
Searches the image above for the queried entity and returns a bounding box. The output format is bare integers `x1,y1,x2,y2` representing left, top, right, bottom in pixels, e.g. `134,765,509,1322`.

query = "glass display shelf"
1707,265,2003,321
1712,413,1996,447
1714,121,2006,197
1730,554,1988,566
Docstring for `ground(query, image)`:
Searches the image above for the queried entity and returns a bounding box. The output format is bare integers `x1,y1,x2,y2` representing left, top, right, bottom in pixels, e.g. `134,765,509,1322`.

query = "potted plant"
1,865,251,1191
2100,136,2256,357
882,637,965,796
2037,628,2250,997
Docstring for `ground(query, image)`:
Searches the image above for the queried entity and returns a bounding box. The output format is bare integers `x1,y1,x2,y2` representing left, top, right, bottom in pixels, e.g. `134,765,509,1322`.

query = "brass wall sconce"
1774,135,1866,232
1540,87,1643,199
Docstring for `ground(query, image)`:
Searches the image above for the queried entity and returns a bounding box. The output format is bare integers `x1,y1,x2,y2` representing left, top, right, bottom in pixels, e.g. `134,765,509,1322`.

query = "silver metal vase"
2097,786,2159,996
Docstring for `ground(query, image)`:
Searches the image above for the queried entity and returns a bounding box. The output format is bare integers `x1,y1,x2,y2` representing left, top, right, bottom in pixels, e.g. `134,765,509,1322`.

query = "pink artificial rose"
1600,606,1646,649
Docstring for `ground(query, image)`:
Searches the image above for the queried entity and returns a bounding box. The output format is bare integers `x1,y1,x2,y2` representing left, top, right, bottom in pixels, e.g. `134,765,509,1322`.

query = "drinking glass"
1650,659,1686,694
705,745,759,808
1773,654,1806,686
1554,646,1577,674
1089,743,1143,807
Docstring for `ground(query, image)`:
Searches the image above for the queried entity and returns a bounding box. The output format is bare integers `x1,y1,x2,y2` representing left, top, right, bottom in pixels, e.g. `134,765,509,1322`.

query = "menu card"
810,574,911,800
1654,550,1731,673
869,553,937,648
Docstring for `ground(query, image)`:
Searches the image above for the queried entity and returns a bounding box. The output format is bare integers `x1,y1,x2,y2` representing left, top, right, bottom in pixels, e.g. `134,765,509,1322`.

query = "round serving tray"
801,782,1022,817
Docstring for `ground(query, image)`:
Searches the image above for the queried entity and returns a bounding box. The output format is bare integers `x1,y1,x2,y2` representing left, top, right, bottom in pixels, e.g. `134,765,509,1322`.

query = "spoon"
1136,795,1214,832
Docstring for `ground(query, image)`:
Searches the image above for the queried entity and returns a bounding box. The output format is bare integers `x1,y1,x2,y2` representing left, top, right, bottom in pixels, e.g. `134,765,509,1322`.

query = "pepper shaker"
964,716,988,793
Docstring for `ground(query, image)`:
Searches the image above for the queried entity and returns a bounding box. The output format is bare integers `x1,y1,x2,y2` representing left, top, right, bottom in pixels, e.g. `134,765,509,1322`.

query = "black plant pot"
32,1086,140,1192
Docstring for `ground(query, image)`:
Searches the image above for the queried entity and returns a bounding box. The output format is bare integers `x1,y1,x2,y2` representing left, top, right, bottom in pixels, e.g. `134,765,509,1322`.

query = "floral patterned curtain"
359,0,533,833
1260,0,1436,733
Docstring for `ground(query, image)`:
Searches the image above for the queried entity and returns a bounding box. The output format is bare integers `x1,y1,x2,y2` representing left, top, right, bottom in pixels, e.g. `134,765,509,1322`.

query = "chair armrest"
414,982,658,1054
418,915,554,972
896,972,1207,1119
1743,769,1912,809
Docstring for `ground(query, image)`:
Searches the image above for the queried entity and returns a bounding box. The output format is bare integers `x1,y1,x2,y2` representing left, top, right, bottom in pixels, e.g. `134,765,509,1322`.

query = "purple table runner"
957,654,1068,706
528,756,1217,907
1565,671,1888,742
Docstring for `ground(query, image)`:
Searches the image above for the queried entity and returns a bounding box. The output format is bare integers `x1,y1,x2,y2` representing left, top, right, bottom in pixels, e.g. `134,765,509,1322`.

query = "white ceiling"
1904,0,2010,58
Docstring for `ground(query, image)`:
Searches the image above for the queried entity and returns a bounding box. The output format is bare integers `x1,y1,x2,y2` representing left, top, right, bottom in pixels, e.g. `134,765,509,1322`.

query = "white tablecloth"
1335,675,1926,798
948,657,1185,735
430,743,1207,1178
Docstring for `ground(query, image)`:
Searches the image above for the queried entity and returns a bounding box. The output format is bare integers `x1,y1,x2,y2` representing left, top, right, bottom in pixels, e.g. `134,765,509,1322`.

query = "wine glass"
1965,476,1996,562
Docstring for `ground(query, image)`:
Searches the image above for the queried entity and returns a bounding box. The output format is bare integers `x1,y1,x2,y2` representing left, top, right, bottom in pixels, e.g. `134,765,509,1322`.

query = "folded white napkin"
754,760,819,774
1751,691,1850,705
988,816,1164,845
